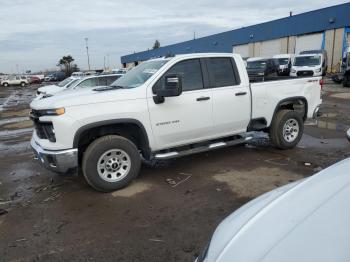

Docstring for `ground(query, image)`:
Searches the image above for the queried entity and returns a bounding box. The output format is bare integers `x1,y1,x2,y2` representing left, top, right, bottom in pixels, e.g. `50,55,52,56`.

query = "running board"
154,136,253,160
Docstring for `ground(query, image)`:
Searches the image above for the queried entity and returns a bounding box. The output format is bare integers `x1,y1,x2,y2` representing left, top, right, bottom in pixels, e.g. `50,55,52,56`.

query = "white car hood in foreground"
37,84,63,94
207,158,350,262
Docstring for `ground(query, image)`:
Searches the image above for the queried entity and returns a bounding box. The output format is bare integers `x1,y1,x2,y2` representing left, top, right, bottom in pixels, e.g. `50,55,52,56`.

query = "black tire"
270,110,304,149
3,82,8,87
82,135,141,192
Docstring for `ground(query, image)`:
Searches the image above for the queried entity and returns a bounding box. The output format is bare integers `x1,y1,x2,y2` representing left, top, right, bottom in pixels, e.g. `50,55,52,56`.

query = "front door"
147,59,213,150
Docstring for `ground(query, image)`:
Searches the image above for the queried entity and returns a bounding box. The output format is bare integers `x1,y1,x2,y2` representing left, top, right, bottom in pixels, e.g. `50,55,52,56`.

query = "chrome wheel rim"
283,119,299,143
97,149,131,182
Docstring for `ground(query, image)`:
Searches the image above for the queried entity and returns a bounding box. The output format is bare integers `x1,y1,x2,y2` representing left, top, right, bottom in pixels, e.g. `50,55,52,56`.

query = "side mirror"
153,74,182,104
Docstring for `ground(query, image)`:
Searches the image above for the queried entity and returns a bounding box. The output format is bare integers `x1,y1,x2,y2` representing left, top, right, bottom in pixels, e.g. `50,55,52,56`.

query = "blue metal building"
121,3,350,72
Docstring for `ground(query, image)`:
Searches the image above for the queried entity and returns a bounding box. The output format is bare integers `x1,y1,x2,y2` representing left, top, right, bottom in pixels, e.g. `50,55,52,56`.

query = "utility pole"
84,37,91,71
103,56,106,71
193,31,196,40
107,54,110,70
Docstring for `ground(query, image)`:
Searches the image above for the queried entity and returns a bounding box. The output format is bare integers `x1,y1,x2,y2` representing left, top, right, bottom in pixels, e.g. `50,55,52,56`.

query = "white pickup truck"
30,53,322,192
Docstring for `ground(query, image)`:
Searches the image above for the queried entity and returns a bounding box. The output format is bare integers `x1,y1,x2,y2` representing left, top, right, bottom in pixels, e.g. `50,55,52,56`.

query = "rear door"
207,57,250,136
148,59,213,149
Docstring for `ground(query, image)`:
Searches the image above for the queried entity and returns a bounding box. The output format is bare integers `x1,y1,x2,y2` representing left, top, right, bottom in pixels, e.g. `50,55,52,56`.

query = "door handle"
196,96,210,101
235,92,247,96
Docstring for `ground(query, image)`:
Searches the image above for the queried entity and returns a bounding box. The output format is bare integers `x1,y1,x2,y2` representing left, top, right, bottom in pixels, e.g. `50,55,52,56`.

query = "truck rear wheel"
270,110,303,149
82,135,141,192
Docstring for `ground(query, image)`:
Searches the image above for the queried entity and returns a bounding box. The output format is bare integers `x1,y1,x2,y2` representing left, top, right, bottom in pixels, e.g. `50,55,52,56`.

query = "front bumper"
31,137,78,173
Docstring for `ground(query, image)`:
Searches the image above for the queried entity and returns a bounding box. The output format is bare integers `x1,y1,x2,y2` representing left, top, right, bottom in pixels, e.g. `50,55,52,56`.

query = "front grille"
34,122,56,142
297,70,314,77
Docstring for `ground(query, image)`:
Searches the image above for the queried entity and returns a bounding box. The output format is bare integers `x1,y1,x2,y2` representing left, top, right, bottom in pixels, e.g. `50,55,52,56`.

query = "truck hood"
37,84,62,94
30,86,143,110
207,158,350,262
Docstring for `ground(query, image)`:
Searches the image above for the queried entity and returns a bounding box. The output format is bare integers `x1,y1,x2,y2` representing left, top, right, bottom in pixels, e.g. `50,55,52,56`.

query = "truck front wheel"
270,110,304,149
82,135,141,192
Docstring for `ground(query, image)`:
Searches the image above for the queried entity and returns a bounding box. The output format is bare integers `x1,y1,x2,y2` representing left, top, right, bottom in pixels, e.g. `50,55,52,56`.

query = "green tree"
57,55,77,76
153,40,160,49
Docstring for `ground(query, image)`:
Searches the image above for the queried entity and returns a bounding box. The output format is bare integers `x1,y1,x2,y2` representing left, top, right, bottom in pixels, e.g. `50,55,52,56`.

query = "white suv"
1,75,29,87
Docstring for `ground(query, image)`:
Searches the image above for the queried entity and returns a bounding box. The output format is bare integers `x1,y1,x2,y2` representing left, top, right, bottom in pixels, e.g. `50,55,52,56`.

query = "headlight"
30,108,65,117
291,69,296,73
315,68,321,73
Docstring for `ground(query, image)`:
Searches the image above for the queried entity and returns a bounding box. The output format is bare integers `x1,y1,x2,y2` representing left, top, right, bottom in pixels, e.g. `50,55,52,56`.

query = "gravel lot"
0,80,350,261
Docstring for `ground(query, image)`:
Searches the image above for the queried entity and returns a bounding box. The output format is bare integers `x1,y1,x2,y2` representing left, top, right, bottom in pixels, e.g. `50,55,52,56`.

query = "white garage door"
260,39,281,57
295,33,323,54
233,44,249,58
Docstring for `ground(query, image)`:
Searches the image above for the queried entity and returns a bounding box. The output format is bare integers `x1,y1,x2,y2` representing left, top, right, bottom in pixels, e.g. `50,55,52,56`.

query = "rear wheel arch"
74,119,151,161
270,96,308,127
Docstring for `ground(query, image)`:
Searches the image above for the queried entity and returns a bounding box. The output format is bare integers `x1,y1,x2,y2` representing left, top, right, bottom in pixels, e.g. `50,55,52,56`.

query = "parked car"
273,54,294,76
246,57,278,80
1,75,29,87
71,72,85,77
291,50,327,77
112,68,127,74
30,53,322,192
28,76,42,84
196,156,350,262
44,72,66,82
342,47,350,87
36,74,123,97
36,76,81,96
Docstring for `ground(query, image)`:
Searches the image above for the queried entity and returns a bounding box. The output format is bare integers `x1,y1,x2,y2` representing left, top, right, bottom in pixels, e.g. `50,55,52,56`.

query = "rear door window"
207,58,240,87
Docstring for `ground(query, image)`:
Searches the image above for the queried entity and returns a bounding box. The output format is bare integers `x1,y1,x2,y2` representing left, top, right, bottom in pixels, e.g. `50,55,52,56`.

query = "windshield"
111,60,169,88
276,58,289,65
57,77,74,87
247,60,267,69
66,78,80,88
294,56,321,66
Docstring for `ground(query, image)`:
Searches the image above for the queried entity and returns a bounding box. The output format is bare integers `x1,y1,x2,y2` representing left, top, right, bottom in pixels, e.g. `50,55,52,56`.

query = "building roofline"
121,2,350,64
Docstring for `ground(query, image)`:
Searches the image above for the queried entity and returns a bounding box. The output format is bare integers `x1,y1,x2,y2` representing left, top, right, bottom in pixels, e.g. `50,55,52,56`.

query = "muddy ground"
0,81,350,261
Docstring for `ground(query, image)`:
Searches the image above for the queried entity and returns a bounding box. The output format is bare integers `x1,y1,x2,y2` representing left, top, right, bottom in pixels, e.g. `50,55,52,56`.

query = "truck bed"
250,76,322,126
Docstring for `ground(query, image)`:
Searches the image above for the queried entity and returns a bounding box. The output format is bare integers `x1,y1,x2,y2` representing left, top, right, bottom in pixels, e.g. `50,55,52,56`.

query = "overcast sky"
0,0,348,73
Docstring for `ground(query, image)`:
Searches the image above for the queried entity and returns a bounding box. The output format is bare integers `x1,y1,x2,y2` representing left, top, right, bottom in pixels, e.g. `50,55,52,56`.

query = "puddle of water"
0,128,33,139
213,167,303,198
298,134,348,149
0,116,29,126
0,89,35,112
316,120,349,132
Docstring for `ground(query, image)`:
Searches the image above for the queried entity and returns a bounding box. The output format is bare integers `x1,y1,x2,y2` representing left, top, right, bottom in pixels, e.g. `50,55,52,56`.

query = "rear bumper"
313,105,322,119
31,137,78,174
